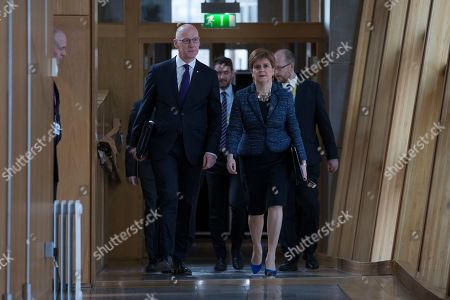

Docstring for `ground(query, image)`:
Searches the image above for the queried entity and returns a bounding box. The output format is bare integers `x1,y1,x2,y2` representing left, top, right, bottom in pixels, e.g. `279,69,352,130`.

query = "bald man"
274,49,338,271
130,24,221,275
53,29,67,200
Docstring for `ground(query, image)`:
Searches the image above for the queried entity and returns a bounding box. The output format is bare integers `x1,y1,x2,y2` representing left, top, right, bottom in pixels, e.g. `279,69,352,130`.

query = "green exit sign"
203,14,237,28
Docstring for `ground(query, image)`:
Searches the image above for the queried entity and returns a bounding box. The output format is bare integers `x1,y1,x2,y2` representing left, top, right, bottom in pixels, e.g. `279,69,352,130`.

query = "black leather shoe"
232,256,244,270
157,258,172,274
214,257,227,271
145,262,157,273
305,252,319,269
172,260,192,275
278,259,298,271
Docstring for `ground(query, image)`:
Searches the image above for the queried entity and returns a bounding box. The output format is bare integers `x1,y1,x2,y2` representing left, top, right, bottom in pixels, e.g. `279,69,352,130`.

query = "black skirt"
239,150,290,215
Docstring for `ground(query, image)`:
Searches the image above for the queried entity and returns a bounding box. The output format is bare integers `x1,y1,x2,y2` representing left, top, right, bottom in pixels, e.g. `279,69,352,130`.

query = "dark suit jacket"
130,57,221,165
231,85,240,96
125,99,146,177
294,79,338,164
53,82,61,183
227,82,307,161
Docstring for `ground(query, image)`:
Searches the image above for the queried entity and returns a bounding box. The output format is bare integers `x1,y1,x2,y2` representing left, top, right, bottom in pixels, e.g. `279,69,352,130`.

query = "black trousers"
280,163,320,259
206,155,247,259
151,137,203,261
137,159,160,262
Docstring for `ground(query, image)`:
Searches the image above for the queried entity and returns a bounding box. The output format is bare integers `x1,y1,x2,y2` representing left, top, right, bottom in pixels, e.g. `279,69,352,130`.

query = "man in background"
274,49,339,270
207,56,247,271
53,28,67,200
125,100,160,273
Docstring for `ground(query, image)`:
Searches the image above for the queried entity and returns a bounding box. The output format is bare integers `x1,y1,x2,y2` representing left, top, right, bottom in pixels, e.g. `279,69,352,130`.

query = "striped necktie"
284,83,296,98
285,83,293,93
219,91,227,152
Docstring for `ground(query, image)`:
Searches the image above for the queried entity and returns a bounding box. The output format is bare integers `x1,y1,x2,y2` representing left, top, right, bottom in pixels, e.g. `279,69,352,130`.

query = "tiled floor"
82,241,418,299
85,284,348,300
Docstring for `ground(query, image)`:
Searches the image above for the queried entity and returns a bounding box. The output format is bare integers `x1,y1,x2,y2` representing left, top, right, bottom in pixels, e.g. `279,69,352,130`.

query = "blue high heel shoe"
251,263,263,274
264,268,277,277
251,244,263,274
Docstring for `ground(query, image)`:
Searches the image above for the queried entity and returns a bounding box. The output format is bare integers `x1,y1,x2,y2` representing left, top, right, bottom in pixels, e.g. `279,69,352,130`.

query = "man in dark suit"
125,99,160,273
53,29,67,200
207,56,247,271
274,49,339,270
129,24,221,275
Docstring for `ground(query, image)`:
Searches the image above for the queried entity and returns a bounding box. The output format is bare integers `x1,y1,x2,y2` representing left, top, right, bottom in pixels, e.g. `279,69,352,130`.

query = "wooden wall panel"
332,0,450,297
418,48,450,297
394,0,450,276
352,0,409,261
99,0,144,262
54,16,91,284
0,0,8,295
327,0,376,257
336,0,390,259
136,23,326,43
91,0,100,283
372,0,431,262
0,0,54,298
29,0,54,298
98,36,143,261
10,1,28,296
54,0,89,16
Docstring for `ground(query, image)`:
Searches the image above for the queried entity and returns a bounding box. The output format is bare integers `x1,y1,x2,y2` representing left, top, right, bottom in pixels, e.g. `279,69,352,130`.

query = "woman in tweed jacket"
226,48,307,277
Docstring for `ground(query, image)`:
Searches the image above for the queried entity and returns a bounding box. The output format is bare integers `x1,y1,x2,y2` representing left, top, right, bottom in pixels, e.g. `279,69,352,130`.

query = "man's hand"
226,155,237,175
327,159,339,173
202,152,217,170
129,147,146,161
127,176,138,185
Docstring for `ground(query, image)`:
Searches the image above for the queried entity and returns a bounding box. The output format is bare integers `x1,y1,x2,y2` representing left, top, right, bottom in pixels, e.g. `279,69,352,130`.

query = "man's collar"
176,56,196,69
282,75,299,88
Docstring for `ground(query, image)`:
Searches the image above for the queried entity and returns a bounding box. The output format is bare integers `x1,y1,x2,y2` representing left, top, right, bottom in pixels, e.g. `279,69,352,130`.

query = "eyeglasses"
176,37,200,44
274,63,291,70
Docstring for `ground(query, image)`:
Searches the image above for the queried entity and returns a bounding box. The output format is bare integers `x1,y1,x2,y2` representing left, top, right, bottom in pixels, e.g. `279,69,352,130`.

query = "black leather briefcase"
136,120,155,160
290,145,305,185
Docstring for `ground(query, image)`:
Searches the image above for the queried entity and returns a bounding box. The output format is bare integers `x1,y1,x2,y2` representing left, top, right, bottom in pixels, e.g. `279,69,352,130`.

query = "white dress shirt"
176,56,196,90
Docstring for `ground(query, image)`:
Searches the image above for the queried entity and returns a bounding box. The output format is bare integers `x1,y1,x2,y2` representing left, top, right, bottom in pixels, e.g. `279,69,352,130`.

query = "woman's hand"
300,161,307,181
227,154,238,174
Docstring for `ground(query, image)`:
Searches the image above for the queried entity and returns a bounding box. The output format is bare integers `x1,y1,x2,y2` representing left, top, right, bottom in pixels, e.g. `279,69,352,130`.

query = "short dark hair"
249,48,275,69
213,56,233,71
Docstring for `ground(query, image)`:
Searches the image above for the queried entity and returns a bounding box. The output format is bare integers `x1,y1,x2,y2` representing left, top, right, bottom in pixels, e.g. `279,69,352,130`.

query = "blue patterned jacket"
226,82,307,161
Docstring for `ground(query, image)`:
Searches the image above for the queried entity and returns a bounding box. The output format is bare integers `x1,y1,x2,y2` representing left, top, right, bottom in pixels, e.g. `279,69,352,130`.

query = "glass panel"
171,49,210,66
98,0,124,23
171,0,257,23
141,0,171,22
138,0,314,24
225,49,248,71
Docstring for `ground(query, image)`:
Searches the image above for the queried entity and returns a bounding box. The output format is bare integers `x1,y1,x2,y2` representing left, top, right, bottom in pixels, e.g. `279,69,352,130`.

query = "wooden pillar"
54,0,92,285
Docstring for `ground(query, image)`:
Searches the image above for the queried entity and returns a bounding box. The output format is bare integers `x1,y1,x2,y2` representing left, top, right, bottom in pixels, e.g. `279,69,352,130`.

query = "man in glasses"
274,49,339,270
129,24,221,275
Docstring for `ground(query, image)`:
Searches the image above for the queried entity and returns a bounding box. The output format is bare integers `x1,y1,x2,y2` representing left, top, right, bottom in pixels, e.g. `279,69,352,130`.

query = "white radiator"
53,200,83,300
